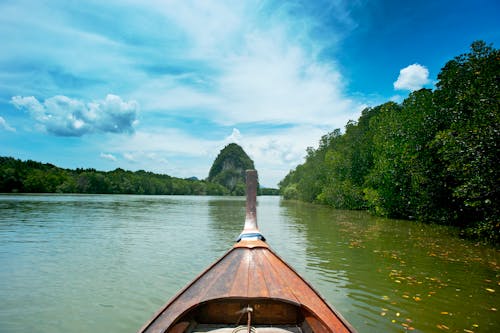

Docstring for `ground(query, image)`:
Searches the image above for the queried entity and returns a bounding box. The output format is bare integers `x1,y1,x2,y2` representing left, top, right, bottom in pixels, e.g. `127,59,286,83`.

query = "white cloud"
100,153,117,162
3,1,365,186
213,31,359,126
132,26,362,128
0,116,16,132
111,0,363,129
150,0,246,56
5,0,363,131
11,94,139,136
225,128,242,144
123,152,137,162
144,152,168,165
393,64,430,91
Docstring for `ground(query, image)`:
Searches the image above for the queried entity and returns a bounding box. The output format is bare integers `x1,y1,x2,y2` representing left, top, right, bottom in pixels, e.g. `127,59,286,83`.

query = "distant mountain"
207,143,255,195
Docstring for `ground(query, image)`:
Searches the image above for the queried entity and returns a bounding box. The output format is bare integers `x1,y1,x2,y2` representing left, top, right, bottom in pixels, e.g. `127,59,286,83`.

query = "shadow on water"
279,199,499,332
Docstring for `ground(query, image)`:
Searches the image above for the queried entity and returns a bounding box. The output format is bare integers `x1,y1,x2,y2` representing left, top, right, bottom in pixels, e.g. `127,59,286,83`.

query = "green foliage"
318,109,379,210
0,143,257,198
279,41,499,244
0,157,228,195
432,41,500,241
281,184,299,200
259,187,280,195
207,143,255,195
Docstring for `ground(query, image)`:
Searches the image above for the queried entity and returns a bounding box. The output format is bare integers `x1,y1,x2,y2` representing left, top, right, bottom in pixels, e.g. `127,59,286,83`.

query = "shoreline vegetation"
279,41,499,245
0,156,280,197
0,143,281,196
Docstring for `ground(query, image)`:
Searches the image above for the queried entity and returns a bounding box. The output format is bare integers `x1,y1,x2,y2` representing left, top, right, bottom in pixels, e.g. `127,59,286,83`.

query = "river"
0,194,498,332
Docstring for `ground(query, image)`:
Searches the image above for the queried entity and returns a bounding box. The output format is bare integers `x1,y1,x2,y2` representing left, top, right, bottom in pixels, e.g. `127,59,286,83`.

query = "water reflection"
207,196,246,247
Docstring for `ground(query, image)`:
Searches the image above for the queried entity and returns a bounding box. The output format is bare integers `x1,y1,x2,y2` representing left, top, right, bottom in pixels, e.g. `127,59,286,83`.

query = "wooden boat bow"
138,170,356,333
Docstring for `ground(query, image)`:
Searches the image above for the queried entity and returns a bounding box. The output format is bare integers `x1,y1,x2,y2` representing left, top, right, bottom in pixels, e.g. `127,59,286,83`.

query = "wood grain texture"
139,240,356,333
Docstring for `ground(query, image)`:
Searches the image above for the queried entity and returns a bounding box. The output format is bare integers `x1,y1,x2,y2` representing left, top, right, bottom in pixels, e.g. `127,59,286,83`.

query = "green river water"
0,194,498,332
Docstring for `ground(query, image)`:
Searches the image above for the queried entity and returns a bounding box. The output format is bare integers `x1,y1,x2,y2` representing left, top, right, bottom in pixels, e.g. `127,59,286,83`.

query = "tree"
318,108,378,210
433,41,500,241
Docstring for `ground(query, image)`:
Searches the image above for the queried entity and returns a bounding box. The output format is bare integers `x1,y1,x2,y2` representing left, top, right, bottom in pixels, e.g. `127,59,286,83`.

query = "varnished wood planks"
140,242,355,333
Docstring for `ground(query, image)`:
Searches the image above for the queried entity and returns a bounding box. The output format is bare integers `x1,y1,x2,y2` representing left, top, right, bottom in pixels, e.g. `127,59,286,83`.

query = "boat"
138,170,357,333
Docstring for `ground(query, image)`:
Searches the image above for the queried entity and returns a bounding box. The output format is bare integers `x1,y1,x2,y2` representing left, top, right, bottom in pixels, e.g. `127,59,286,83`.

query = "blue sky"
1,0,499,187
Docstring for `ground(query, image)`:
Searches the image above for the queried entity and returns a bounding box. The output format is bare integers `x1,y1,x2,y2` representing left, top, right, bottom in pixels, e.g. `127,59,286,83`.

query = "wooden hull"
139,240,356,333
139,171,356,332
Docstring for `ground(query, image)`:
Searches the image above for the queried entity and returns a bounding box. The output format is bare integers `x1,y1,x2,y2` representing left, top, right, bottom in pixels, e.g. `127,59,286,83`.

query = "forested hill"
207,143,255,195
0,157,229,195
279,41,499,244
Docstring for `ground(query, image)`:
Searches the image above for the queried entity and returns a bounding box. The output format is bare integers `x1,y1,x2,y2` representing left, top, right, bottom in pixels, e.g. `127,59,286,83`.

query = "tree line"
0,157,280,196
279,41,499,244
0,157,231,195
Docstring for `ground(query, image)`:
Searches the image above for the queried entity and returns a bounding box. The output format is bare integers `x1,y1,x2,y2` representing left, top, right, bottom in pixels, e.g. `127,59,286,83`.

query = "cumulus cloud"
225,128,242,144
0,116,16,132
11,94,139,136
215,32,356,125
123,152,137,162
135,28,362,127
2,1,364,186
100,152,117,161
394,64,430,91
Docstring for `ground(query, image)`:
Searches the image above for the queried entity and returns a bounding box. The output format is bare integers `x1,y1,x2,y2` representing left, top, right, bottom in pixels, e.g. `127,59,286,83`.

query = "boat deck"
191,324,302,333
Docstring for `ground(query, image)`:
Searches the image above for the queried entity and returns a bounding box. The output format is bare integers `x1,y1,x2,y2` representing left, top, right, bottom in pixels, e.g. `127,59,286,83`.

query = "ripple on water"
1,195,498,333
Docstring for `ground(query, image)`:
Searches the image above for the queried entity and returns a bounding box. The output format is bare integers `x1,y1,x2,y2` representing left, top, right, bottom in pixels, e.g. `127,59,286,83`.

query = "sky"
1,0,499,187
